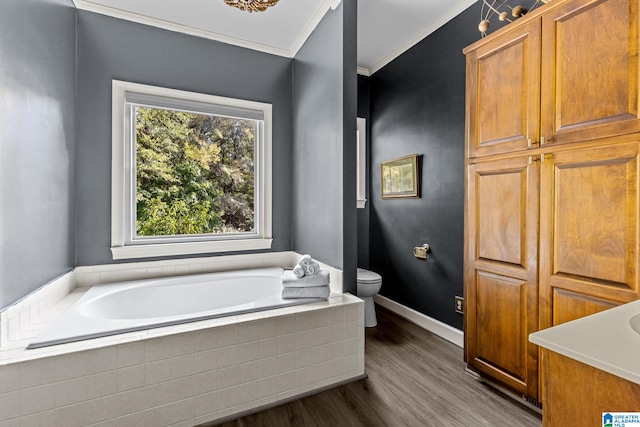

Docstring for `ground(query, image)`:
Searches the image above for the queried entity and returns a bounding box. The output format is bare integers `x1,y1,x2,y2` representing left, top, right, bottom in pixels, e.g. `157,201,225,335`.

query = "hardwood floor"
216,306,542,427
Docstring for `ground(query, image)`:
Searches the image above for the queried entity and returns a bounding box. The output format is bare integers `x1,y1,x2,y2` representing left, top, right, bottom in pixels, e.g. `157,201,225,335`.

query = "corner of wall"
0,270,76,346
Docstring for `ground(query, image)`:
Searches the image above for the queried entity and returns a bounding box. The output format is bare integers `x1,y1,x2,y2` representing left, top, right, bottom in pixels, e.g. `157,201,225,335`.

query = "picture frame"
381,154,419,199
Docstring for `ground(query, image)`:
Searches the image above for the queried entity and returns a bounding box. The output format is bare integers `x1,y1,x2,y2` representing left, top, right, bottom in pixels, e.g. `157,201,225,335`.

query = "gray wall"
341,0,358,294
367,3,483,329
75,11,294,266
292,0,358,293
0,0,76,309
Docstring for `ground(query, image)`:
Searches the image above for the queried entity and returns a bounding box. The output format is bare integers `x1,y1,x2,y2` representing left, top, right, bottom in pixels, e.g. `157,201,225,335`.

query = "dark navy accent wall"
368,3,482,329
75,12,293,266
357,75,370,269
0,0,76,309
292,1,358,294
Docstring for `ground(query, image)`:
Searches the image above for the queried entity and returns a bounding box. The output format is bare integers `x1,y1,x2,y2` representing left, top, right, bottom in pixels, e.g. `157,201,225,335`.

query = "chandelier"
478,0,548,36
224,0,280,13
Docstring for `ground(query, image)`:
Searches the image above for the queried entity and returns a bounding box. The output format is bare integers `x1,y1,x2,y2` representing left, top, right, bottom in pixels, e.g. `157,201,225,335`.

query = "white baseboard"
374,295,464,348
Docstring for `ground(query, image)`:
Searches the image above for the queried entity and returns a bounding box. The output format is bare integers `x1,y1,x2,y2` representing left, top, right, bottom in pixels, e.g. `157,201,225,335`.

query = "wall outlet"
455,296,464,314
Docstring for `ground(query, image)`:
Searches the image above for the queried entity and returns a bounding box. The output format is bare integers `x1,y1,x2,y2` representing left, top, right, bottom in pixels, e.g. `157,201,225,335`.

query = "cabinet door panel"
553,289,619,325
540,142,640,329
554,158,628,284
465,157,539,397
466,20,541,158
476,165,528,266
541,0,640,145
475,272,528,381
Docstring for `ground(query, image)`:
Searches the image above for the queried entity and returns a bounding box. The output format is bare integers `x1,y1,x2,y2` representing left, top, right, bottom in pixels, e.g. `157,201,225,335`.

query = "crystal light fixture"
224,0,280,13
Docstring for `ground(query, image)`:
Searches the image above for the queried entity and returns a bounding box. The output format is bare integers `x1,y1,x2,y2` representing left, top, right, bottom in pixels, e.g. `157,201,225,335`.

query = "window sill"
111,238,274,260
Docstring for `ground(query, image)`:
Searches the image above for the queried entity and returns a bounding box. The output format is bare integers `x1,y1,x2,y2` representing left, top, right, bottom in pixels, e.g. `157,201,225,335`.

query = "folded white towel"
292,265,305,278
303,262,319,275
282,285,330,299
282,270,330,288
297,254,320,276
299,254,312,263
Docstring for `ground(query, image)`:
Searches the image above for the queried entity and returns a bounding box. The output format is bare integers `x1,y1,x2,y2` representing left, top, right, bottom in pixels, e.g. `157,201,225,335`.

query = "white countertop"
529,299,640,385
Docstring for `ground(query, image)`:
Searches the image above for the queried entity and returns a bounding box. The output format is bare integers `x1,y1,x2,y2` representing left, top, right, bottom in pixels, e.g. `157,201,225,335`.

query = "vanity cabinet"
464,0,640,403
542,349,640,426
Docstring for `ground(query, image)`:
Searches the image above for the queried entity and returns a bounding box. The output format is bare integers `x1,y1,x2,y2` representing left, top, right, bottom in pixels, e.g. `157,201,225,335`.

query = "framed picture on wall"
381,154,419,199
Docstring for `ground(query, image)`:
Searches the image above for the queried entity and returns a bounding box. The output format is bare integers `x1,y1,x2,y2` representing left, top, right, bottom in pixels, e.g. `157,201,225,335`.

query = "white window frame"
111,80,272,260
356,117,367,208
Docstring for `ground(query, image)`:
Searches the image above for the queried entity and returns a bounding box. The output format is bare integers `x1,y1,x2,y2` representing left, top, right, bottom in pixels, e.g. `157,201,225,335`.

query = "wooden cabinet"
465,19,541,158
539,141,640,329
464,157,539,397
541,0,640,146
541,349,640,426
465,0,640,159
464,0,640,403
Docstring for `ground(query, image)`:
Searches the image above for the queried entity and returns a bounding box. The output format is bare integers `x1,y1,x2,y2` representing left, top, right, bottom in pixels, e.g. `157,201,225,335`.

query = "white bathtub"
28,267,324,349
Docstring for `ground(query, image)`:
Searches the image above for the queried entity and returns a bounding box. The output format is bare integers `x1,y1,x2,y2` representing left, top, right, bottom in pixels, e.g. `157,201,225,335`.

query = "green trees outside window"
135,107,255,237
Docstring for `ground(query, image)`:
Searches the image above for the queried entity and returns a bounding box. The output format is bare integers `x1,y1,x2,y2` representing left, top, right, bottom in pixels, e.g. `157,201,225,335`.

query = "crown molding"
73,0,470,76
366,0,476,76
289,0,339,58
356,67,370,77
72,0,336,58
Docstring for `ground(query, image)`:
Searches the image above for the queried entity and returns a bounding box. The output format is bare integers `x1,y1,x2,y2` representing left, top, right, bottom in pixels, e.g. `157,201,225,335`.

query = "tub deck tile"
0,292,363,427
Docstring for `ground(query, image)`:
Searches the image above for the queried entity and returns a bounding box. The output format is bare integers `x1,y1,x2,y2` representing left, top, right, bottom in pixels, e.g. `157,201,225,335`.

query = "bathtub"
28,267,325,349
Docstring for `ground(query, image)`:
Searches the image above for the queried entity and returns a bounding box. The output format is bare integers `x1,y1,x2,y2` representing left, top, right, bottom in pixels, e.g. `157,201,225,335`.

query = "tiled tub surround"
1,251,343,349
28,268,328,349
0,253,363,427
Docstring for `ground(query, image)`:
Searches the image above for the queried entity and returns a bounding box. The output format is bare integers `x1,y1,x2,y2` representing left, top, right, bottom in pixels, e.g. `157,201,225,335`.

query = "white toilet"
357,268,382,327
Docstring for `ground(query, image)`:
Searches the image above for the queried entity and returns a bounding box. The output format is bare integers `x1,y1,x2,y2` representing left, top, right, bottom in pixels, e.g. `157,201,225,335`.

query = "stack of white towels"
282,254,330,299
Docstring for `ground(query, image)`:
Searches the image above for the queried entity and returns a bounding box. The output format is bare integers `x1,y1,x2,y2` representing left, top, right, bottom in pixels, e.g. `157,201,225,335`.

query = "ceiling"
72,0,477,76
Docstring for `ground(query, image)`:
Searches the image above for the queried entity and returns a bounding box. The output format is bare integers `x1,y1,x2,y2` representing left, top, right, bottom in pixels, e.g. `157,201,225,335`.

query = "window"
356,117,367,208
111,80,272,259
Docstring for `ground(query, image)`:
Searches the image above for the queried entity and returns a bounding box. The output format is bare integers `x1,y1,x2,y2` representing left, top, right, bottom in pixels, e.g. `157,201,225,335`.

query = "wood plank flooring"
216,306,542,427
